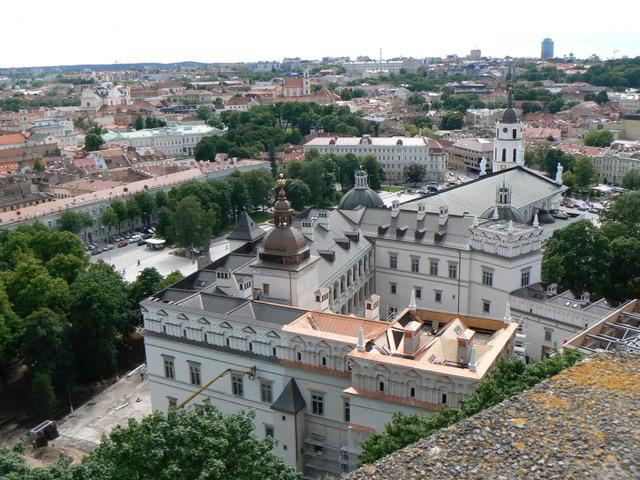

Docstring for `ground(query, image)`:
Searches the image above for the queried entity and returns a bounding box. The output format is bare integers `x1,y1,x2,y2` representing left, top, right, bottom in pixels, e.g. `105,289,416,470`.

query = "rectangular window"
441,393,447,404
265,425,274,438
434,290,442,303
411,256,420,273
311,393,324,416
189,362,201,386
389,253,398,270
390,283,397,295
544,329,553,342
448,262,458,279
482,300,491,314
231,373,244,397
343,398,351,422
167,397,177,408
482,269,494,286
262,283,270,296
163,356,175,379
521,269,531,288
429,258,438,276
415,287,422,299
261,381,273,403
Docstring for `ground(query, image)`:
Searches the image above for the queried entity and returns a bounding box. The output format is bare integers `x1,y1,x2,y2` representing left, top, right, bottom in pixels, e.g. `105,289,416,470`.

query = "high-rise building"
468,49,481,61
541,38,554,59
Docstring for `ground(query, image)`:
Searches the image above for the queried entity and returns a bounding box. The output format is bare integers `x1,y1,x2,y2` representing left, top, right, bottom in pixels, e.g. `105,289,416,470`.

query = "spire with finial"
273,173,293,227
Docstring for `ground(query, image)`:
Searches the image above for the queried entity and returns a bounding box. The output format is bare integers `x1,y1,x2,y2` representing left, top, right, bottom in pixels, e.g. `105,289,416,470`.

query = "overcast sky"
3,0,639,68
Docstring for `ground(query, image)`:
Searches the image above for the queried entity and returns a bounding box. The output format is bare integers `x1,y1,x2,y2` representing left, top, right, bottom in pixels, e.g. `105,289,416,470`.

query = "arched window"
512,128,517,139
408,381,417,398
513,149,517,162
377,375,386,393
502,149,506,162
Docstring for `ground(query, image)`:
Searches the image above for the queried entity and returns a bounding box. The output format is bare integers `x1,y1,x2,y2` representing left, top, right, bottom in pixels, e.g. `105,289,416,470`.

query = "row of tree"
542,190,640,301
0,223,182,419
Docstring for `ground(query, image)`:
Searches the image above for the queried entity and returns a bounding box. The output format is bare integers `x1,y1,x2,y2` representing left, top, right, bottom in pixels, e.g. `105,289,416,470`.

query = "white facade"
80,83,132,111
102,124,225,157
303,136,447,183
492,111,525,172
142,297,516,477
609,92,640,114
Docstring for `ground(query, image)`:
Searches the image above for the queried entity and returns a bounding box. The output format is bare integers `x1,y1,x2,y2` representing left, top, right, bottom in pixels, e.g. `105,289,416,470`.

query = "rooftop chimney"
408,288,417,310
365,294,380,321
357,327,365,352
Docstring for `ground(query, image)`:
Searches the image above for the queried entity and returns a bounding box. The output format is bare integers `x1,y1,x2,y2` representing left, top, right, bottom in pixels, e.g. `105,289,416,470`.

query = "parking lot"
90,237,232,282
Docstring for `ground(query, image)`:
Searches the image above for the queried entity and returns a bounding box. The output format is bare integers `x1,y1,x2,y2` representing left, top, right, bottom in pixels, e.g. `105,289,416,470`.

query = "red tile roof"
0,133,26,146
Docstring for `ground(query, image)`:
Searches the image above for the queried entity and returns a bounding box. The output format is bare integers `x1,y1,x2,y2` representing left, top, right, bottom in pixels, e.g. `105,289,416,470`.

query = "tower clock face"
502,127,508,133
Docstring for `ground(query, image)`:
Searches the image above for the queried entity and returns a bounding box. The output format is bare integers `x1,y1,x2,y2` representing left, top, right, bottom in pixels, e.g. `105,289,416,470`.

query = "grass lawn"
247,211,273,224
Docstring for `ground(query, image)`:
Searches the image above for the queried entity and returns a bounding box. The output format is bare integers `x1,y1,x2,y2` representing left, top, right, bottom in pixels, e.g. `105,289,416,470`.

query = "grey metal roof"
199,294,248,314
271,378,306,414
227,212,266,242
401,167,565,217
338,187,385,210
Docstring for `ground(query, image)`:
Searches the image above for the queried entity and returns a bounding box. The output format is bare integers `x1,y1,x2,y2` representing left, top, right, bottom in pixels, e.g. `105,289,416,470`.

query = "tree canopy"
583,129,613,148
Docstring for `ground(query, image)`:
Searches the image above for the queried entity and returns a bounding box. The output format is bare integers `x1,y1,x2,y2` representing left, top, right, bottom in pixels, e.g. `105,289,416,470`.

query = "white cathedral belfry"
492,87,524,173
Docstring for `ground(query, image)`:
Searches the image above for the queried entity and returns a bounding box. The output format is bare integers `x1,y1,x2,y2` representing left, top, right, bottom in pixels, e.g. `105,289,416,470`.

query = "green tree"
69,262,132,380
601,191,640,234
156,207,173,242
20,308,73,383
31,370,56,418
73,401,297,480
125,197,141,227
0,282,18,375
621,169,640,190
595,91,609,104
583,129,613,147
58,211,94,235
244,169,274,211
196,105,212,121
361,155,383,190
84,132,104,152
283,178,311,210
0,445,73,479
609,236,640,301
572,156,596,188
101,207,119,239
2,255,69,317
133,192,154,227
541,220,612,296
440,112,463,130
194,138,217,161
129,267,164,305
154,190,169,209
134,116,145,130
172,196,213,255
404,162,426,185
110,199,127,234
541,149,575,178
46,253,88,285
32,158,45,173
160,270,185,289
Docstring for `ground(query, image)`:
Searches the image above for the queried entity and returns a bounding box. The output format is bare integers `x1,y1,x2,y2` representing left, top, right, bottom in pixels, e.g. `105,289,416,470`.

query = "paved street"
90,239,233,282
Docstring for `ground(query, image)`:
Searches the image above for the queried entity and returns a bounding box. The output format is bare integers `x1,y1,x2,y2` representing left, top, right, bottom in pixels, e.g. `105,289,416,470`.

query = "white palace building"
142,109,614,477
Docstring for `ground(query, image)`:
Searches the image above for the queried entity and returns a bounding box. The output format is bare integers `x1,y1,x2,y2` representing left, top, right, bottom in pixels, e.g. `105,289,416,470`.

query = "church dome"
262,227,308,255
260,174,310,265
338,168,385,210
501,107,518,124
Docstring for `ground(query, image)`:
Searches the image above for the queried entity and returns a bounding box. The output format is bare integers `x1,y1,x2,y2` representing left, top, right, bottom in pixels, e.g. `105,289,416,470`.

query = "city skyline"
2,0,639,68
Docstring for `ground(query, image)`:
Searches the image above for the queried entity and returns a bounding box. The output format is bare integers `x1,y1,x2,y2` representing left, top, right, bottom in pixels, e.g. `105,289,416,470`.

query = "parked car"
87,244,96,251
130,234,142,242
117,240,129,248
91,248,101,255
137,239,147,246
106,244,115,250
550,209,569,219
142,233,153,240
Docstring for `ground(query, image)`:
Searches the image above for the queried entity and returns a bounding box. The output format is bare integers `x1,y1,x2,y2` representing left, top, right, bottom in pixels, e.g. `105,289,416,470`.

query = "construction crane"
176,365,257,409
